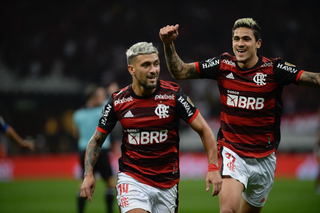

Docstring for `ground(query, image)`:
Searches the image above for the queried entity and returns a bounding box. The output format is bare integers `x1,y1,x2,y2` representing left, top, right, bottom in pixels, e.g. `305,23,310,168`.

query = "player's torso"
216,56,280,157
111,82,184,188
218,57,278,112
113,89,179,147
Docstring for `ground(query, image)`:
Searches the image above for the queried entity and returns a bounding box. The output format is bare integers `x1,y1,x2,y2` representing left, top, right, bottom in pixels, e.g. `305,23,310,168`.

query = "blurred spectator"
73,83,119,213
0,115,35,157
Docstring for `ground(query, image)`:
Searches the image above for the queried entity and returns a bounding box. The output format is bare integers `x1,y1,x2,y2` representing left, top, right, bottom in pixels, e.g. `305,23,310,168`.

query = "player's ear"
127,65,135,76
256,39,262,49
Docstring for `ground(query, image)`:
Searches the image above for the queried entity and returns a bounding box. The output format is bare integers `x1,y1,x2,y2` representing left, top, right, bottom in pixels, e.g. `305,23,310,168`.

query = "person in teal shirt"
73,84,118,213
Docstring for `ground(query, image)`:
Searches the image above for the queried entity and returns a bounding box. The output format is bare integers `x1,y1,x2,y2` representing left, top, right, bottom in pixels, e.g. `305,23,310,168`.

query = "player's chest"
114,96,176,127
218,67,276,92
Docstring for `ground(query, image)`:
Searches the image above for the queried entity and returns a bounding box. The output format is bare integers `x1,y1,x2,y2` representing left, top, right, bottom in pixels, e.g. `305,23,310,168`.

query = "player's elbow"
169,72,182,80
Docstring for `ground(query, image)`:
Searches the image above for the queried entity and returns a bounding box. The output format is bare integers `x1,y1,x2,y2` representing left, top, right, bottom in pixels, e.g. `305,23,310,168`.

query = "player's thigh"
240,196,262,213
219,176,244,213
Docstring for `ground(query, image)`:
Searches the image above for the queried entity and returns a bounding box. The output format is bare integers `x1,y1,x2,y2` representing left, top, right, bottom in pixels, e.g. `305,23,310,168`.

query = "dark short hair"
232,18,261,41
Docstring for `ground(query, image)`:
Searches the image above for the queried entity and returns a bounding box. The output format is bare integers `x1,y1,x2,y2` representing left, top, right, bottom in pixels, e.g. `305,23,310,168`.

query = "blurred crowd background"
0,0,319,155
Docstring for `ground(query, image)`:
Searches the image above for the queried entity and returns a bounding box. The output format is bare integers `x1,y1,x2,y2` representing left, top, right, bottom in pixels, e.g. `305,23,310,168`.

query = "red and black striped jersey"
195,53,304,158
97,80,199,188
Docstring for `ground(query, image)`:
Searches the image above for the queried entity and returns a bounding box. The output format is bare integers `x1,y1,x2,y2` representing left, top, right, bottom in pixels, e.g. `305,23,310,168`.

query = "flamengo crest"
155,104,169,119
253,73,267,86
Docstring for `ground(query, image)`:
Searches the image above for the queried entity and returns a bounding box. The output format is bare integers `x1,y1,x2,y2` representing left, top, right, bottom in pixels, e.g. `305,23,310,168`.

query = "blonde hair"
126,42,159,65
232,18,261,41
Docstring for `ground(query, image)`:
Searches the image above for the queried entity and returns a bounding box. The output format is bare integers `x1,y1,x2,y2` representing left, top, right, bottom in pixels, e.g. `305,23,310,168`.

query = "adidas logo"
124,110,134,118
226,72,234,79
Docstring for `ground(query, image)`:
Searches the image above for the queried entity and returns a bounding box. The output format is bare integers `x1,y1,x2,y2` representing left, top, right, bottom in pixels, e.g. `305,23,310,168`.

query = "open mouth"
147,76,157,81
237,49,247,54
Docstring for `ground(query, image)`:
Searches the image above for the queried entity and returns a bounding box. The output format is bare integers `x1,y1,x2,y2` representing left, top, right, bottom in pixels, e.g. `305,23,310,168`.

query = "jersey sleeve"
195,56,221,80
274,60,304,85
0,115,8,133
175,87,199,124
97,95,118,134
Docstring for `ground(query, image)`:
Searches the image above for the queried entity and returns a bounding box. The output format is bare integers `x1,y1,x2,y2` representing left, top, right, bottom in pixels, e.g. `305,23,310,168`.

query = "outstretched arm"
188,112,222,196
159,24,199,80
80,130,108,202
5,126,35,151
0,116,34,151
298,71,320,88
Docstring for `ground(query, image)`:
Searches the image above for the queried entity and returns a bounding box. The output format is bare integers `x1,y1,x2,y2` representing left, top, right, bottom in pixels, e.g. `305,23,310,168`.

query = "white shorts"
221,146,277,207
116,172,178,213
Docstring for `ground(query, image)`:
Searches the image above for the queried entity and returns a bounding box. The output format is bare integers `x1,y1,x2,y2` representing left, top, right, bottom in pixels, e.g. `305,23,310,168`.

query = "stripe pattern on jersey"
196,53,303,158
97,80,199,188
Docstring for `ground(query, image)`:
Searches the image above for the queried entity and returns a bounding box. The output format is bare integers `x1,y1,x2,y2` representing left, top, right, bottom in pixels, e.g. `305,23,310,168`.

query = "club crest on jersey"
155,104,169,119
253,73,267,86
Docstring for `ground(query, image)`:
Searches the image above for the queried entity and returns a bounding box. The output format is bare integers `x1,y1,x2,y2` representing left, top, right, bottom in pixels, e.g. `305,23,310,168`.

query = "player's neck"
131,83,156,97
237,55,259,69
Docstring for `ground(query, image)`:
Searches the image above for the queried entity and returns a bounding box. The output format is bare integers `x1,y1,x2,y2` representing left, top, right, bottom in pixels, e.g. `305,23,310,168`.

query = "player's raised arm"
298,71,320,88
188,112,222,196
159,24,199,80
80,130,108,202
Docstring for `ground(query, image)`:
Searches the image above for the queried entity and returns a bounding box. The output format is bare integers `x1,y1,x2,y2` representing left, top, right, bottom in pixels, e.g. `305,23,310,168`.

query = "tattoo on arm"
164,43,198,79
299,72,320,88
84,130,107,176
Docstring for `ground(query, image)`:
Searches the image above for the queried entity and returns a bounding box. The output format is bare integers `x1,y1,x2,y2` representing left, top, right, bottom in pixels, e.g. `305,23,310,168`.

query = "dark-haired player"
160,18,320,213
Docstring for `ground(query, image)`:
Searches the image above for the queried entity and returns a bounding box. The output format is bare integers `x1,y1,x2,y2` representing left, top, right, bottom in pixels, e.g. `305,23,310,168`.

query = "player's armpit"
298,71,320,88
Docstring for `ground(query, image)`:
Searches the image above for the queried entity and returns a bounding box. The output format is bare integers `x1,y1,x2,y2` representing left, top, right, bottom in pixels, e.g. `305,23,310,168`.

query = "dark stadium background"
0,1,319,212
0,0,319,178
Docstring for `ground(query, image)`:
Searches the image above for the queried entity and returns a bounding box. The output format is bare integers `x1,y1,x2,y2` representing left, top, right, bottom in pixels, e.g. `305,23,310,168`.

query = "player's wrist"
208,164,219,172
83,171,93,178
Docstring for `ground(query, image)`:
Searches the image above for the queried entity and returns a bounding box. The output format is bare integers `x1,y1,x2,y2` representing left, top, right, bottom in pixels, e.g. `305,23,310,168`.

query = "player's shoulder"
221,52,235,60
220,52,237,66
261,55,281,64
258,56,281,70
113,85,130,98
159,80,180,92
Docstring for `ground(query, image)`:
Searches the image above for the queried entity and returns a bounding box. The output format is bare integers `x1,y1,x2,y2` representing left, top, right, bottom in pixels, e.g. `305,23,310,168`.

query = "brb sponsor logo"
128,130,168,145
226,90,264,110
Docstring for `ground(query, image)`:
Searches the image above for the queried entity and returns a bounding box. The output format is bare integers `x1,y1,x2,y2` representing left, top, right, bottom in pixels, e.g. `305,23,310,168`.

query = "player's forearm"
299,71,320,88
202,131,219,166
83,131,106,177
163,43,198,80
6,126,24,145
